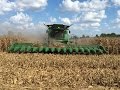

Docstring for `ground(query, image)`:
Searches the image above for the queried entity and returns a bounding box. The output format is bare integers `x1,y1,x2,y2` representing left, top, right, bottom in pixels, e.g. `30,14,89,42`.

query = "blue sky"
0,0,120,36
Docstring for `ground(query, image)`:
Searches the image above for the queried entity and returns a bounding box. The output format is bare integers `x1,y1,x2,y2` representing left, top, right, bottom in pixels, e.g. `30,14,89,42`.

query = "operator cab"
45,24,71,43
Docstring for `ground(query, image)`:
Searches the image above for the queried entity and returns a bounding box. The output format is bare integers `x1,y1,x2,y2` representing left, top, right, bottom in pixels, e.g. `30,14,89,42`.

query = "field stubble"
0,52,120,90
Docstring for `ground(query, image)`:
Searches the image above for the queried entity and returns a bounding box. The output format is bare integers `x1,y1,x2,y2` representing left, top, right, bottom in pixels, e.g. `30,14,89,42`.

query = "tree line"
97,33,120,37
71,33,120,39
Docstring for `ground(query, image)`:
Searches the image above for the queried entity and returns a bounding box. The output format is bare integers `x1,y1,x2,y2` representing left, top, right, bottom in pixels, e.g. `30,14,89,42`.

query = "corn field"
0,36,120,54
0,35,26,52
95,37,120,54
0,36,120,90
0,53,120,90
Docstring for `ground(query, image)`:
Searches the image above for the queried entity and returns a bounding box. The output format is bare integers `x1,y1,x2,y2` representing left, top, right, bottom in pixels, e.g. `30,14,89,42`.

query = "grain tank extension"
7,24,107,54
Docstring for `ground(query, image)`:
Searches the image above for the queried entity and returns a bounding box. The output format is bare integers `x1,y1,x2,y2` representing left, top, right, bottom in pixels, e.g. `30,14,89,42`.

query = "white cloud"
79,23,100,29
90,23,100,27
82,10,106,28
0,0,16,15
59,17,79,25
50,17,57,23
16,0,48,11
0,0,48,15
9,12,34,29
113,10,120,28
60,10,106,29
59,17,72,24
60,0,80,12
86,0,108,11
9,12,48,33
60,0,108,12
10,12,32,24
112,0,120,6
59,0,108,32
115,10,120,24
83,10,107,22
0,15,47,38
117,10,120,18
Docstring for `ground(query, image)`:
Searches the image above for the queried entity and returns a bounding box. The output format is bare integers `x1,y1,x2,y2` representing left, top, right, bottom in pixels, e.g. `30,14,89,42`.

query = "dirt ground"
0,52,120,90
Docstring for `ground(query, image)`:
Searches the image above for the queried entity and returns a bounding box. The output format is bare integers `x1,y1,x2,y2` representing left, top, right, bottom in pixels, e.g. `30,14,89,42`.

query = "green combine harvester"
7,24,107,54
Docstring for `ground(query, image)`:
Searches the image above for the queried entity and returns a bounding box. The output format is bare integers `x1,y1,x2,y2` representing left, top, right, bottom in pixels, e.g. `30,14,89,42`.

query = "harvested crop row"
0,52,120,90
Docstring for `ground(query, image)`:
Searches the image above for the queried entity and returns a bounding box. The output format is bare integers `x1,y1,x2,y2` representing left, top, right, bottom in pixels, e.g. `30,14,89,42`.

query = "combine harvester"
7,24,107,55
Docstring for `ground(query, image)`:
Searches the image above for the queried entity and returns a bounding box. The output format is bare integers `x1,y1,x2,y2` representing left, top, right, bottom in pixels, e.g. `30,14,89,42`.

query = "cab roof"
46,24,71,30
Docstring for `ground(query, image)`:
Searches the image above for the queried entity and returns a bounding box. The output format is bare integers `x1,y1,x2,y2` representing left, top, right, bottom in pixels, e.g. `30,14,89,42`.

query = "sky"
0,0,120,37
